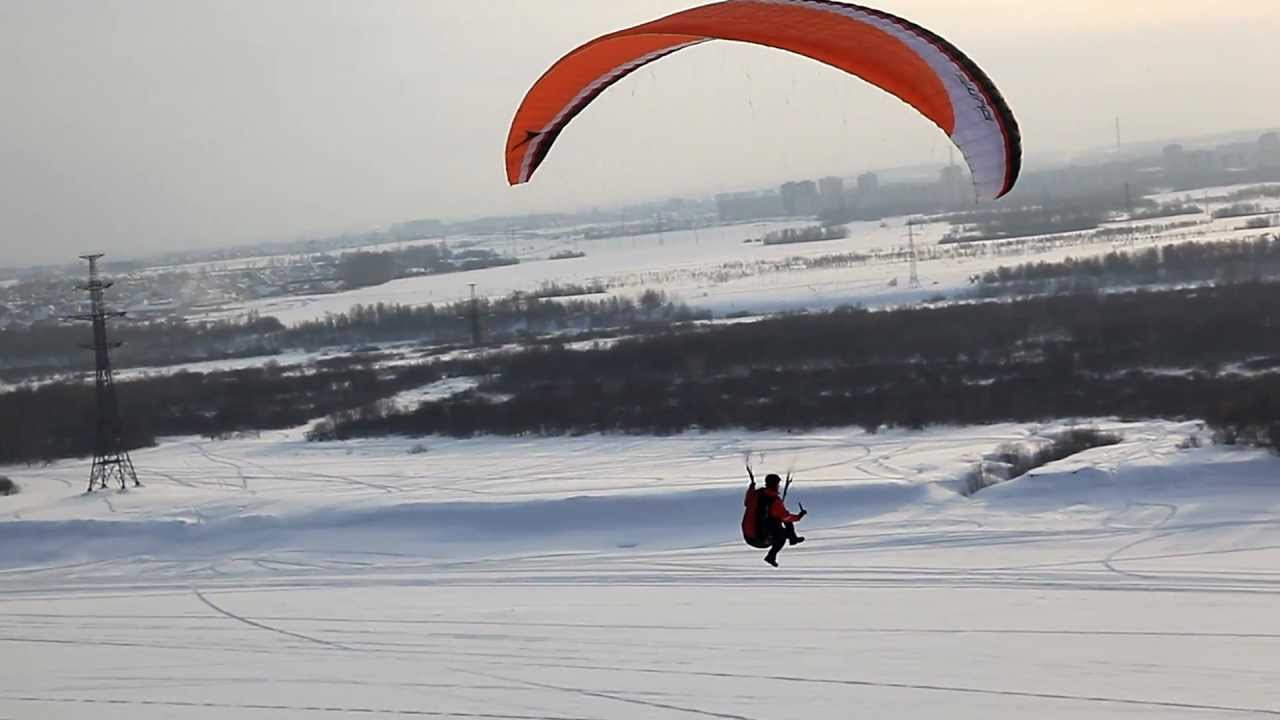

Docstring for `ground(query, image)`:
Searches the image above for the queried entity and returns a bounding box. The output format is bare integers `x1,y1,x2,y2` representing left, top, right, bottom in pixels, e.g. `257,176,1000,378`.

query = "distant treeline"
0,291,706,383
942,206,1104,243
6,283,1280,463
933,180,1278,244
337,244,518,289
315,283,1280,446
762,225,849,245
0,354,452,466
975,235,1280,297
285,290,704,349
529,281,607,298
1219,185,1280,201
1130,202,1202,221
0,314,287,381
1212,203,1272,220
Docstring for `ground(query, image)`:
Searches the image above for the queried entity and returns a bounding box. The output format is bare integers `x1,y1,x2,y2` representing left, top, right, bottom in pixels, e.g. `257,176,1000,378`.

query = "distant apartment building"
1162,144,1226,174
780,180,820,216
1261,132,1280,168
715,191,785,222
391,218,445,241
1162,138,1279,176
1162,144,1186,173
856,171,880,195
818,176,845,212
938,165,970,208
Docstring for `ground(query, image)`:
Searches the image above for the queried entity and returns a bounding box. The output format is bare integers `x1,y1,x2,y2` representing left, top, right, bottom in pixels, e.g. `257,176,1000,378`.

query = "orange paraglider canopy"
506,0,1020,201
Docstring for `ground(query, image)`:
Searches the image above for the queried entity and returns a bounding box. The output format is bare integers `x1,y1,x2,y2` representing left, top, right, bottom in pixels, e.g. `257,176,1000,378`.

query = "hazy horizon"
3,0,1278,267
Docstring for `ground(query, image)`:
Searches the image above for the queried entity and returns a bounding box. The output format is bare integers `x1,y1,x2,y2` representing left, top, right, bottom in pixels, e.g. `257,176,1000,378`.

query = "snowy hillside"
4,420,1280,718
5,197,1280,719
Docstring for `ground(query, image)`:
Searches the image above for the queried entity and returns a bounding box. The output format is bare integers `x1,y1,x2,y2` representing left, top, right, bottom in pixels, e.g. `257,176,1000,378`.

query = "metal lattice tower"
71,254,140,492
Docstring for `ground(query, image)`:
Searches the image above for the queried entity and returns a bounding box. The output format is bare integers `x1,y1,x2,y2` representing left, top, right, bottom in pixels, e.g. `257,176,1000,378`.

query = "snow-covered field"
1147,183,1278,205
122,180,1269,326
5,419,1280,718
4,184,1280,718
171,188,1278,327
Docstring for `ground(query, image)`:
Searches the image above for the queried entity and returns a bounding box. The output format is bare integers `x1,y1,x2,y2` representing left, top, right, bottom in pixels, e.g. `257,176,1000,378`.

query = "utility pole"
468,282,481,347
71,254,139,492
513,290,532,336
1124,182,1136,246
907,219,921,289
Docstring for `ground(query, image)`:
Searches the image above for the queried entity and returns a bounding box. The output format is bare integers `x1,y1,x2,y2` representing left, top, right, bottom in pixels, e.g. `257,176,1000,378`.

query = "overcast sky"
2,1,1277,267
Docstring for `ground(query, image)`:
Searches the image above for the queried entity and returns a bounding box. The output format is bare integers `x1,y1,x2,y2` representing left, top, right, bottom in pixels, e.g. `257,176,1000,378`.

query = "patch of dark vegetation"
1129,202,1203,221
761,225,848,245
0,314,287,383
0,292,707,383
287,290,705,350
0,476,17,496
1208,422,1280,452
316,282,1280,442
1212,203,1271,220
1217,185,1280,202
963,428,1124,495
1204,390,1280,454
336,244,517,290
10,281,1280,463
0,360,452,465
530,281,607,298
973,234,1280,297
941,206,1104,243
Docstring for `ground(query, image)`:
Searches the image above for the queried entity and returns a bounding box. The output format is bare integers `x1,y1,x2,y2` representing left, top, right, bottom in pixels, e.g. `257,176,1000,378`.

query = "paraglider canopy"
506,0,1022,201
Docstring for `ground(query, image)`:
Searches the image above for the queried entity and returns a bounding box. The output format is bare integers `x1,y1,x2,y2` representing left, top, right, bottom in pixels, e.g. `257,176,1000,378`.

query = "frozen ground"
4,420,1280,718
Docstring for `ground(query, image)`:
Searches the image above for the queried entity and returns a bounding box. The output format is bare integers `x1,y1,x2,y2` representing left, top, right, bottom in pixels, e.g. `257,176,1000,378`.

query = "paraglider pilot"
742,466,807,567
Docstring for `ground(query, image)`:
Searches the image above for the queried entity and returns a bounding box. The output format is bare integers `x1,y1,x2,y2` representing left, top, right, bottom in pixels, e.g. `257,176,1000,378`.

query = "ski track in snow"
3,420,1280,718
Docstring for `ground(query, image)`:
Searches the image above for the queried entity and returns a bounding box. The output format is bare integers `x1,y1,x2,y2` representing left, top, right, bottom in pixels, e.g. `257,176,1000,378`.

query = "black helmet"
764,473,782,488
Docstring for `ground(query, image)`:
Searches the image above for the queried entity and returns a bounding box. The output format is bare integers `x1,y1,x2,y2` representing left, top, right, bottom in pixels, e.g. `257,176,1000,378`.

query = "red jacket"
761,486,802,523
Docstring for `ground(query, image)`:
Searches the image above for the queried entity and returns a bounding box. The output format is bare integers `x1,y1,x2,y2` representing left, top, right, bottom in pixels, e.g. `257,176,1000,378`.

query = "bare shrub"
965,428,1123,495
